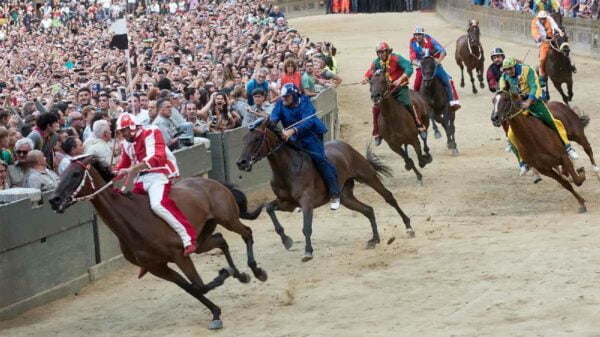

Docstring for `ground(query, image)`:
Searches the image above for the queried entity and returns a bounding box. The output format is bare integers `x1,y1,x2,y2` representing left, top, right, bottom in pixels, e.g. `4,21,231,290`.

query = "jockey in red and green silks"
361,41,423,146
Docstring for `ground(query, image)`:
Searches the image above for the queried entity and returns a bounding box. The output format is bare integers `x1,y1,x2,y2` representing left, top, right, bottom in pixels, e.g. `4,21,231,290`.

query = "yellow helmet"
501,57,518,70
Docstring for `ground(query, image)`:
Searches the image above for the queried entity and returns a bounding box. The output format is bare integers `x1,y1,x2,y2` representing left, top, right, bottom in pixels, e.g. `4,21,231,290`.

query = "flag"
109,18,128,50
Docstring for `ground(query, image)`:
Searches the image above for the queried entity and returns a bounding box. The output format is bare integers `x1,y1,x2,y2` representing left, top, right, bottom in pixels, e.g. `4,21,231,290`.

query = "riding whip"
284,112,319,131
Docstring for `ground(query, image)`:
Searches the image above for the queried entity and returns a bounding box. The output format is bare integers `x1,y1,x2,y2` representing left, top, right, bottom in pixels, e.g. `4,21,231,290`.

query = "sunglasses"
16,150,29,155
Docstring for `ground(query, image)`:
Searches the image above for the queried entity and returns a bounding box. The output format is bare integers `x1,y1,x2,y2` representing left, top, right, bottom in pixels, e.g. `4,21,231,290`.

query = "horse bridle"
247,126,285,165
467,27,483,60
421,56,437,83
496,90,522,122
373,68,392,100
66,160,115,203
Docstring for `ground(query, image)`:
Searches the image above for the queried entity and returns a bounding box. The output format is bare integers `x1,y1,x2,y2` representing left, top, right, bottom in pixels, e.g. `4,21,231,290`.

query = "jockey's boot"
183,242,197,256
330,194,341,210
566,144,580,160
373,135,382,146
519,161,529,176
450,101,461,112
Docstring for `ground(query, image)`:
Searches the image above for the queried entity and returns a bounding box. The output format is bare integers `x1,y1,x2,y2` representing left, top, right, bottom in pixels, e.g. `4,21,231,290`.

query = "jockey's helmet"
413,26,425,35
280,83,299,97
490,47,505,60
375,42,391,53
116,113,137,131
537,10,549,19
469,19,479,26
501,57,518,70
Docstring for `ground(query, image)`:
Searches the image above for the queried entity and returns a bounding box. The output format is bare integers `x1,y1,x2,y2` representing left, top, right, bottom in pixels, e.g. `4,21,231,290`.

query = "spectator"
313,57,343,87
269,5,286,19
148,100,159,124
153,98,180,150
0,160,9,190
27,112,59,169
0,127,14,165
209,92,241,132
230,85,250,122
132,93,151,126
281,58,303,93
183,102,209,136
84,120,115,167
302,60,320,97
243,88,273,126
246,68,271,106
58,136,84,175
8,138,34,188
82,106,96,141
23,150,59,192
68,111,86,141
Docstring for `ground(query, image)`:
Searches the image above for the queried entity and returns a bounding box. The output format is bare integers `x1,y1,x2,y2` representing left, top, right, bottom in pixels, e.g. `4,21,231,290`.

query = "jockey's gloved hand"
537,36,544,43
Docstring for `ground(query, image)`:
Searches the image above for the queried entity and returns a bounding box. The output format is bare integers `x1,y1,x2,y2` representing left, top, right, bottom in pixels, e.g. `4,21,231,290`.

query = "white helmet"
537,10,549,19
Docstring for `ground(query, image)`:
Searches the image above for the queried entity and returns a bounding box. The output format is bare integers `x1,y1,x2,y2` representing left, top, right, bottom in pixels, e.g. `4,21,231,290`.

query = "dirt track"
3,13,600,337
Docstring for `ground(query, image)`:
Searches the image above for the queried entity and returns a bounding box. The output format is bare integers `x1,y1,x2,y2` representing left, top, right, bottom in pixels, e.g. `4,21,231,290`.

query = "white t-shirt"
169,2,178,14
134,109,151,127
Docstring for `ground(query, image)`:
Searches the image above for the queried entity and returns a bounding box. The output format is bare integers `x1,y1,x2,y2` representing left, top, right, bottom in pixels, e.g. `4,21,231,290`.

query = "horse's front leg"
266,199,295,250
467,66,477,94
477,63,485,89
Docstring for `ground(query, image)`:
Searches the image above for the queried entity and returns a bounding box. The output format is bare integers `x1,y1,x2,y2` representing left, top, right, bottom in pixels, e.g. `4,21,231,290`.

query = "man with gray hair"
8,138,34,187
246,68,271,106
23,150,59,192
84,119,115,167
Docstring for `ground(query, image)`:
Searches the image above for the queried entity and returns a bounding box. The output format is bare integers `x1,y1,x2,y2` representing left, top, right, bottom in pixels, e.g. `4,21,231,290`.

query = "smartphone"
118,86,127,102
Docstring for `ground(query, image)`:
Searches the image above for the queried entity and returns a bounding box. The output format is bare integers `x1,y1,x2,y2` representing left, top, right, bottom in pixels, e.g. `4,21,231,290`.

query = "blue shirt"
246,79,270,106
270,95,327,144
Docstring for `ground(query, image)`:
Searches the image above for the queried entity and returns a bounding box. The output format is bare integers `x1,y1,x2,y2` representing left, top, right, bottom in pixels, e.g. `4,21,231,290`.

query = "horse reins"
249,128,284,165
467,38,483,60
67,161,116,202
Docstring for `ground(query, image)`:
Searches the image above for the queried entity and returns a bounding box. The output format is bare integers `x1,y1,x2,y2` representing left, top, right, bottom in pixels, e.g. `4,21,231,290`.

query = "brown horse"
49,155,267,330
491,91,587,212
455,20,485,94
236,118,414,262
420,55,459,155
545,31,575,104
547,101,600,180
369,68,433,184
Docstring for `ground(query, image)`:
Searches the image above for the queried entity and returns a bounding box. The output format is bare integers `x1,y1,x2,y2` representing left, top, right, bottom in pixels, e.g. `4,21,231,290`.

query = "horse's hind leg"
576,135,600,180
199,232,263,283
340,180,380,248
266,200,295,250
220,219,268,282
539,166,587,213
552,79,569,105
149,263,226,330
567,78,574,102
389,142,423,183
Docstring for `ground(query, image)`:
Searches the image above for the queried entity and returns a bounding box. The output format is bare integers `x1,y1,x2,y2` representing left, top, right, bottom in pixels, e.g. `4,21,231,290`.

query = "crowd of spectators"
0,0,342,198
474,0,600,19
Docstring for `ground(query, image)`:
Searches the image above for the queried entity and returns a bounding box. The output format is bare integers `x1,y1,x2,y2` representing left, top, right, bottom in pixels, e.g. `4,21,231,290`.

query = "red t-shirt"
280,72,302,91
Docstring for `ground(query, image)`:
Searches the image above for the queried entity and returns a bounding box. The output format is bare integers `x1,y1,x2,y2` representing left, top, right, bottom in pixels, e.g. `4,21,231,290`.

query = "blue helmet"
280,83,299,97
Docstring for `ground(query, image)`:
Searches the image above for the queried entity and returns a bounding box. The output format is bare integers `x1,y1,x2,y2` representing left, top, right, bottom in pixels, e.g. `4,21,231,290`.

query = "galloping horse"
420,55,459,155
369,68,433,184
455,20,485,94
49,155,267,330
545,30,575,104
236,118,414,262
491,90,587,213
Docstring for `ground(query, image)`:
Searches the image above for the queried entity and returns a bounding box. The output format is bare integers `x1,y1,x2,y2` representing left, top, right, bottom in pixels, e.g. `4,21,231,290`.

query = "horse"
236,118,414,262
547,101,600,180
412,89,442,139
491,90,587,213
369,68,433,184
455,20,485,94
48,155,267,330
420,55,459,156
545,31,575,104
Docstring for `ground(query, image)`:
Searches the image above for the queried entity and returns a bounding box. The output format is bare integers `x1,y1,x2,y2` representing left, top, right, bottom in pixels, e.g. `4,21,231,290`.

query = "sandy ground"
3,13,600,337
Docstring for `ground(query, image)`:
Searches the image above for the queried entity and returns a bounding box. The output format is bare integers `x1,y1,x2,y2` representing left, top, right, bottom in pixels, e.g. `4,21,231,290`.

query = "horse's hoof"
208,320,223,330
237,272,251,284
282,236,294,250
460,82,465,88
366,239,380,249
301,252,313,262
579,206,587,213
255,268,268,282
434,131,442,139
417,179,423,186
480,82,485,89
406,228,416,238
451,148,460,156
472,88,478,94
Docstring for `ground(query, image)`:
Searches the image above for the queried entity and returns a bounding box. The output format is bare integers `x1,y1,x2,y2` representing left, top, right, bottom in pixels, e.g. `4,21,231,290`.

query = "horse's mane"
266,123,312,158
90,157,116,182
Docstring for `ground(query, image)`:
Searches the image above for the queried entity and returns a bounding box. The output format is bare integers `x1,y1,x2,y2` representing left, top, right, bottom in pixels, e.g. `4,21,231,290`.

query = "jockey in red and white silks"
115,113,197,256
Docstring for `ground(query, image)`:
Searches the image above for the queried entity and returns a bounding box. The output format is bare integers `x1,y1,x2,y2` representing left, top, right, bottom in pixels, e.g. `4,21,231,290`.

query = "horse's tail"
223,183,264,220
366,145,394,179
571,105,590,128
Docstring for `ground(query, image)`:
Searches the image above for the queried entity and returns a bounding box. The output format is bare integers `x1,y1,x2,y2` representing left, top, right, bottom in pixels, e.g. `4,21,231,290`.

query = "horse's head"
554,32,570,57
237,117,282,172
420,55,437,87
491,87,520,127
369,68,390,104
49,154,113,213
467,20,480,45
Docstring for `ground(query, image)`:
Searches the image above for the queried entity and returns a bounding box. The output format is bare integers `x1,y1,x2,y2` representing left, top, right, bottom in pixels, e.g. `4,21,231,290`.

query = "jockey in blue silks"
270,83,341,210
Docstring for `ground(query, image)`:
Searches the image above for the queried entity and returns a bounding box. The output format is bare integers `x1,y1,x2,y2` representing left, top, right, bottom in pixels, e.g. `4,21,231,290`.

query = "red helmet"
375,42,391,53
116,113,137,131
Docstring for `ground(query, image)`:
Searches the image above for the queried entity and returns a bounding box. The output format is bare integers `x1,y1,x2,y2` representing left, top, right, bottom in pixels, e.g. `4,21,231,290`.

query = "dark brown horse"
236,118,414,262
420,55,459,156
491,90,587,212
455,20,485,94
49,155,267,330
546,31,575,104
369,68,433,184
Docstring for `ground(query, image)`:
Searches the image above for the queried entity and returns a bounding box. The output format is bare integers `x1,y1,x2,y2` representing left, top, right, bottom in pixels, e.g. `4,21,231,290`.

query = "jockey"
486,47,505,93
531,10,569,91
409,26,461,112
361,41,423,146
114,113,197,257
498,57,579,176
532,0,560,15
270,83,341,210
